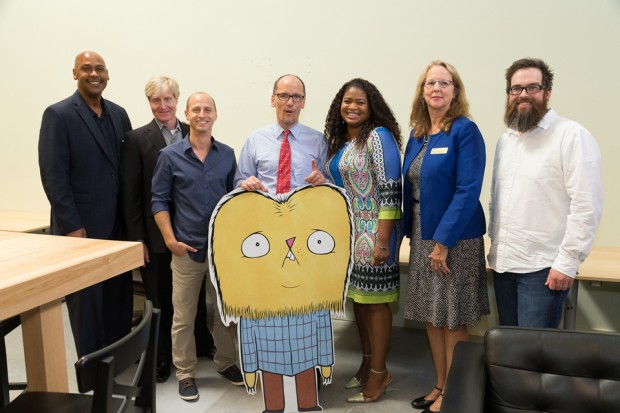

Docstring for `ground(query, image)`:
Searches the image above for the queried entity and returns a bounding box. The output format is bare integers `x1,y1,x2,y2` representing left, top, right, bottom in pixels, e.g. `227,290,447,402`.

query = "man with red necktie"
235,74,327,193
233,74,329,412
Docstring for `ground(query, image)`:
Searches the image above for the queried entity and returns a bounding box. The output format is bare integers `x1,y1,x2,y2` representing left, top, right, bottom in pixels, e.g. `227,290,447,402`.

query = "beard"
504,94,549,133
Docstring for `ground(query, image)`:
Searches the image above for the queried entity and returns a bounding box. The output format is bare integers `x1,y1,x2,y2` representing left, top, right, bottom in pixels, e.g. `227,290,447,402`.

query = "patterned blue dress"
325,127,402,304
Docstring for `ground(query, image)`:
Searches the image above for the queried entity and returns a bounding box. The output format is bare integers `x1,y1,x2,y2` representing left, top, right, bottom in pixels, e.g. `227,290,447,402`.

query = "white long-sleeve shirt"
488,109,603,277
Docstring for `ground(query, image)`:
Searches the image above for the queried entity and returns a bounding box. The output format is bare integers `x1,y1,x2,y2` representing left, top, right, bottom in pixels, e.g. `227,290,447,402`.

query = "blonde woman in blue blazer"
402,61,489,413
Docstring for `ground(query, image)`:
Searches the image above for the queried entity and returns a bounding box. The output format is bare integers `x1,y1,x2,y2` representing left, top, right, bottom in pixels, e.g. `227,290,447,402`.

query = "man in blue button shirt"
152,92,239,401
120,76,216,384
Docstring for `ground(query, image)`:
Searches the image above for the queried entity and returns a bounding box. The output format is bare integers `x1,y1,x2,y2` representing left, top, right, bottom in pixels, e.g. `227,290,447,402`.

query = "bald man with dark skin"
39,50,133,357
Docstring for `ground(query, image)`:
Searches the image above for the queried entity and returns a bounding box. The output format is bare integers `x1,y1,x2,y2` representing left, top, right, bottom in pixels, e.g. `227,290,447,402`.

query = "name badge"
431,147,448,154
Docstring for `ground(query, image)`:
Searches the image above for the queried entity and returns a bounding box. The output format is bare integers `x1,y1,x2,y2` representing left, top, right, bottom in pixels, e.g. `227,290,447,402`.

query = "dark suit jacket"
39,91,132,239
120,119,189,253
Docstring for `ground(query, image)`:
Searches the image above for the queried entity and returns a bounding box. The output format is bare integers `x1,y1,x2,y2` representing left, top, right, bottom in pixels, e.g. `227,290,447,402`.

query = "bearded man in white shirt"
488,57,603,328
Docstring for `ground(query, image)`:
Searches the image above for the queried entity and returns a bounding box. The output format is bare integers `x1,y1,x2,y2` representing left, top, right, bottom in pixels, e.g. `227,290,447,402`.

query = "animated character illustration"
208,184,353,412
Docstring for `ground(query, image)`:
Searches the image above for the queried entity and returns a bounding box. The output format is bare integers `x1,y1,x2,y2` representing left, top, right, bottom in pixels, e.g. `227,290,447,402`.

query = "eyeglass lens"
425,80,453,89
276,93,304,102
509,84,543,95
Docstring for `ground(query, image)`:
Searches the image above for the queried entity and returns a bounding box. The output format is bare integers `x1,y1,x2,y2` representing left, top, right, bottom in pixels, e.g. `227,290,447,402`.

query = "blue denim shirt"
151,136,236,262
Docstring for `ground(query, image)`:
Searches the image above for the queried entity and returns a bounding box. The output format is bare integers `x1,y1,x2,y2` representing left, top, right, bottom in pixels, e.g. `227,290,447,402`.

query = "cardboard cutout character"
208,184,353,412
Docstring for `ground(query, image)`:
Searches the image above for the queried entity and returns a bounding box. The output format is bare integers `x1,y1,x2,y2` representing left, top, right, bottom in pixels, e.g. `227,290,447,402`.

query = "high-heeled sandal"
346,368,392,403
344,354,371,389
411,385,442,409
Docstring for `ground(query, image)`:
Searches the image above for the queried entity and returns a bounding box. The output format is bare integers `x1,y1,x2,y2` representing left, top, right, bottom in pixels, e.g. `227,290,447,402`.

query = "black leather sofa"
441,326,620,413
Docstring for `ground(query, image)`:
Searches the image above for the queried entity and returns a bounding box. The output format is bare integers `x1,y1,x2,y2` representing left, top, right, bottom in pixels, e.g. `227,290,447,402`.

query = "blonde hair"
144,75,180,100
409,60,471,138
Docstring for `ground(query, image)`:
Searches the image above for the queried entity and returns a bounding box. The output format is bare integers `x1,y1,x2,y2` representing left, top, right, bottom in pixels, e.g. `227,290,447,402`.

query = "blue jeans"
493,269,569,328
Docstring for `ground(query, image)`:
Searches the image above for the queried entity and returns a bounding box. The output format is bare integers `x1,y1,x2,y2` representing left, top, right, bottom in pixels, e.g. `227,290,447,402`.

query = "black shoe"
218,365,244,386
156,361,171,383
412,396,433,409
412,386,442,409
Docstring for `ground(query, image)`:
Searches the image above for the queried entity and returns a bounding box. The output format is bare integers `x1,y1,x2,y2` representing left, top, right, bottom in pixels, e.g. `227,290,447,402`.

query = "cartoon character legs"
295,368,321,411
262,368,321,412
262,372,285,412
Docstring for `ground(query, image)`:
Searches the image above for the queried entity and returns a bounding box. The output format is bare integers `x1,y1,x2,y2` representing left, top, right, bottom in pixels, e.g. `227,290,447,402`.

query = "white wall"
1,0,618,331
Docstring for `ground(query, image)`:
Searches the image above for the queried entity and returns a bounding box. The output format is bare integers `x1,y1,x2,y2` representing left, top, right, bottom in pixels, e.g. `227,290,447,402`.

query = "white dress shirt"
488,109,603,277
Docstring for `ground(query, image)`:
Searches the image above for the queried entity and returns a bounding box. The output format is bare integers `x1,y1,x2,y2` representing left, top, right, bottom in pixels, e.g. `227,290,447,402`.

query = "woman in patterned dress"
323,78,402,404
403,61,489,413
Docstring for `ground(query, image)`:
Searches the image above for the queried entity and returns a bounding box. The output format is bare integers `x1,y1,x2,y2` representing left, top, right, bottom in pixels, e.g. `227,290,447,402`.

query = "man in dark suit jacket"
120,76,215,383
38,50,133,357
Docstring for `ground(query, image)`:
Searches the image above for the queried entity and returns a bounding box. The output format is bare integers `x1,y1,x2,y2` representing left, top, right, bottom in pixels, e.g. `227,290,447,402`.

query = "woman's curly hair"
324,78,402,158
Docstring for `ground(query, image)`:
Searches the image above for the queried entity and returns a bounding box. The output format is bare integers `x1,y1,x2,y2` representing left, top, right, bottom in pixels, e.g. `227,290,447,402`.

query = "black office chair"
441,326,620,413
0,300,160,413
0,316,28,407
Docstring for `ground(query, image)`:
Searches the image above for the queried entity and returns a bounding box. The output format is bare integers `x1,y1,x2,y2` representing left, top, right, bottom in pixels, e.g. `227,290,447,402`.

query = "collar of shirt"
537,108,557,130
181,135,220,154
274,122,302,141
79,93,108,118
155,118,181,134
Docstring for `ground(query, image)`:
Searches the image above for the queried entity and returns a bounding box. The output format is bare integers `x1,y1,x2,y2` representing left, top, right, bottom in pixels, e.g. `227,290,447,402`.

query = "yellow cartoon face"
209,185,353,322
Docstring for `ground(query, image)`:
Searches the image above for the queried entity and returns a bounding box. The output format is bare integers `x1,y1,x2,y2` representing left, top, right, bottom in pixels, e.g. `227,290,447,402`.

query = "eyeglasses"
275,93,305,103
507,84,545,95
424,80,454,89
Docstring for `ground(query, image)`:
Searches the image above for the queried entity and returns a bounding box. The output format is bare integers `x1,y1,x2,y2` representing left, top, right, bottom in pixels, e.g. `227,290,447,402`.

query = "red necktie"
276,130,291,194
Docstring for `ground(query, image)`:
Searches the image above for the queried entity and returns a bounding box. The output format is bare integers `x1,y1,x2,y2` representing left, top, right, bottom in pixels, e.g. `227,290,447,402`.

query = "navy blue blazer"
402,116,486,248
39,91,132,239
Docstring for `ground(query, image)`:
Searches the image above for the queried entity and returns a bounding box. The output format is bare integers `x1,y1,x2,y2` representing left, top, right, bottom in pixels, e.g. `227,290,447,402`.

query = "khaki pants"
171,254,237,380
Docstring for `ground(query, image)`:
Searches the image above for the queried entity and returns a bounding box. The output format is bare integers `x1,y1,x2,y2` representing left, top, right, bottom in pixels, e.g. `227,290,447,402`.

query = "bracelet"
376,245,388,251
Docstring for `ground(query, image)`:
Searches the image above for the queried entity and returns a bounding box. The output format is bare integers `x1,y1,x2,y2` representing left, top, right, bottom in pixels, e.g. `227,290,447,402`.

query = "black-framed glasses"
507,84,545,95
424,80,454,89
275,93,305,103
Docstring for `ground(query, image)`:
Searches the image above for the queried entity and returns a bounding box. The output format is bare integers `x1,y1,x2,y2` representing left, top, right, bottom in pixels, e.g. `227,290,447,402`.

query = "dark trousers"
66,271,133,358
141,252,214,362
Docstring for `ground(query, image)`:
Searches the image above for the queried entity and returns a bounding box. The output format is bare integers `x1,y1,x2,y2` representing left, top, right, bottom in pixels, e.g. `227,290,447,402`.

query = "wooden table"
564,246,620,329
0,210,49,233
0,231,143,392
